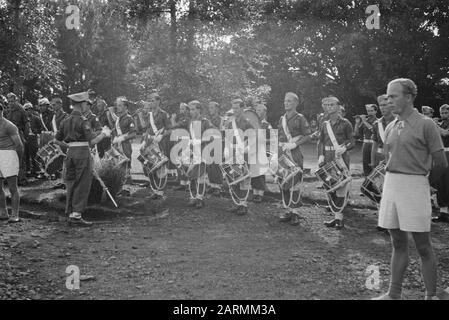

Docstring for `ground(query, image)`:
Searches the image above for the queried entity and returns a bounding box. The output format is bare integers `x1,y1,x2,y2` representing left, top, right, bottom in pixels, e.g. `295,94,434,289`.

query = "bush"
94,159,127,199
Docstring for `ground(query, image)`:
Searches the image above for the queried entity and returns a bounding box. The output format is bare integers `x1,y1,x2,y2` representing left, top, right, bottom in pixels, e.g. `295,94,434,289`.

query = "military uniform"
186,118,214,207
25,110,44,174
53,110,69,132
371,116,395,167
435,118,449,217
144,109,171,197
206,113,223,194
55,105,93,220
96,108,111,158
113,112,136,160
40,109,54,133
278,112,311,223
172,111,191,189
319,115,354,227
355,115,378,176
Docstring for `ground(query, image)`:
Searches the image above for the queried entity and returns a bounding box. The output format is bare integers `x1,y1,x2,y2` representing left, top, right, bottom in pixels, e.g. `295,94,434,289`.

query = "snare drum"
274,154,303,190
220,163,250,186
138,143,169,175
361,161,386,203
35,141,65,174
315,159,351,193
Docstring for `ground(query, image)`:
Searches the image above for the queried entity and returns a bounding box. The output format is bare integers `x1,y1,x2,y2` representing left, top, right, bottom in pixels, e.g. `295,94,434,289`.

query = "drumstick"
91,167,119,208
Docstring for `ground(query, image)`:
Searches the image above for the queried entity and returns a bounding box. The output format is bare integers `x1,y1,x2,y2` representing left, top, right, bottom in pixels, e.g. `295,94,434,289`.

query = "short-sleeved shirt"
439,119,449,148
54,110,69,131
115,113,136,136
41,110,54,132
209,113,222,129
278,112,311,145
371,116,396,148
0,118,19,150
356,115,377,140
384,109,444,175
55,111,92,143
319,116,354,148
146,109,171,136
29,112,44,135
85,111,102,133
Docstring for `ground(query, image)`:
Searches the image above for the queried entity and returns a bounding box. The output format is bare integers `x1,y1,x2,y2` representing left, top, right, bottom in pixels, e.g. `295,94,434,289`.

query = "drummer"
223,98,261,215
143,93,171,200
54,91,111,226
205,101,223,196
23,102,43,177
371,94,396,168
278,92,312,225
185,100,215,209
111,96,137,182
354,104,378,176
317,96,354,230
171,102,191,191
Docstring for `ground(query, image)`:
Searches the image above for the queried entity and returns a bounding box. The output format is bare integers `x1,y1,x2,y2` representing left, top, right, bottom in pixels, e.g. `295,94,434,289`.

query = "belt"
363,139,374,143
377,147,384,153
68,142,89,147
444,148,449,152
324,146,335,151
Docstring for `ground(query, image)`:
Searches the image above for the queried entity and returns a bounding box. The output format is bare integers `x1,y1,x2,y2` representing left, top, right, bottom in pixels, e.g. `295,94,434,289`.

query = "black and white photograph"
1,0,449,305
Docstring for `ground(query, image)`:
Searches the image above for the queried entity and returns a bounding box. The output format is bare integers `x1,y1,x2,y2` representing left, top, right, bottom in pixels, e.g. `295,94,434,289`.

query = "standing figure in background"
422,106,439,124
23,102,43,177
5,93,30,186
371,95,396,169
39,98,54,134
433,104,449,223
143,93,172,200
110,96,137,183
95,98,111,158
318,96,355,229
354,104,378,177
277,92,311,225
171,102,191,191
206,101,223,196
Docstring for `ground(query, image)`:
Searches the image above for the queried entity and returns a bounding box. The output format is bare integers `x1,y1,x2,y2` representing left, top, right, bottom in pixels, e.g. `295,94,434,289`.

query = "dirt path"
2,188,449,300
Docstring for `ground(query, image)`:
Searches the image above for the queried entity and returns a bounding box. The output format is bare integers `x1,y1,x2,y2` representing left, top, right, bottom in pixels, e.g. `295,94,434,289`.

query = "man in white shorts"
0,100,24,223
373,78,448,300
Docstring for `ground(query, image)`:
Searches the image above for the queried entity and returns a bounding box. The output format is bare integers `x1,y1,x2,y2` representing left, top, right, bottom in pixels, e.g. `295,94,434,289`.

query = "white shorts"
378,172,431,232
0,150,19,179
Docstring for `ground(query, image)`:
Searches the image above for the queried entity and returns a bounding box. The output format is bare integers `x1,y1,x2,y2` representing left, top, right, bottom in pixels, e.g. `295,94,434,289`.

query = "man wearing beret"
55,92,111,226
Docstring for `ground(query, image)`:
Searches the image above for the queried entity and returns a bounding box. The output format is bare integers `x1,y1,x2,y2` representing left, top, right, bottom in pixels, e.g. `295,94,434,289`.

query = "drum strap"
378,121,385,144
231,119,244,146
281,115,292,141
39,114,49,132
325,120,340,150
149,112,158,135
51,115,57,133
115,116,123,136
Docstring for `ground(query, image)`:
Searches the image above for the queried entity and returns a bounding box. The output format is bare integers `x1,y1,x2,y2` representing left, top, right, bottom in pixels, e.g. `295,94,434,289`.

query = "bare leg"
6,176,20,218
412,232,437,299
388,229,409,299
0,178,7,217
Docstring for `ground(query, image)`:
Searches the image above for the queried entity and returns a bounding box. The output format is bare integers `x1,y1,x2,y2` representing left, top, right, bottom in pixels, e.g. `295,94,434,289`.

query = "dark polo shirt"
384,109,443,175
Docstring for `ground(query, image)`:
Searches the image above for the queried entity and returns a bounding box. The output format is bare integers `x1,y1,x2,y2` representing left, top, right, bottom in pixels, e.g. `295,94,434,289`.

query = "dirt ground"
1,142,449,300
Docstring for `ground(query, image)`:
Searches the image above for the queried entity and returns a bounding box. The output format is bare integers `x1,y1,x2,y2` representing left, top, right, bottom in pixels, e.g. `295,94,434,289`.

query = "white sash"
378,121,385,144
39,114,49,132
325,120,340,150
115,116,122,136
51,115,57,133
149,112,158,135
281,115,292,141
231,118,244,146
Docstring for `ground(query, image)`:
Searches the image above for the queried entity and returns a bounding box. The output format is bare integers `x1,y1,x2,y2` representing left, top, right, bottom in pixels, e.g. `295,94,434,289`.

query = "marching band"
2,80,449,233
